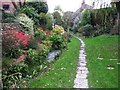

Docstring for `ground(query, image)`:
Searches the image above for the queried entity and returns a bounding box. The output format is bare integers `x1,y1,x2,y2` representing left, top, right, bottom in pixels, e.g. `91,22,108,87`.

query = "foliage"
43,13,53,30
34,13,53,28
49,26,67,50
52,25,65,35
19,5,52,28
49,34,64,50
2,61,29,88
53,11,64,26
38,43,52,58
28,38,40,49
25,49,40,64
35,30,46,40
80,9,92,26
16,13,34,36
18,6,37,18
1,13,16,23
62,11,73,30
91,7,117,35
79,24,93,37
2,30,30,57
26,1,48,14
26,40,52,65
49,26,68,49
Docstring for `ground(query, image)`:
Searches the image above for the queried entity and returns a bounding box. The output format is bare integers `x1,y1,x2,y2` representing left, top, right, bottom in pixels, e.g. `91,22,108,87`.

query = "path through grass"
84,35,119,88
29,37,80,88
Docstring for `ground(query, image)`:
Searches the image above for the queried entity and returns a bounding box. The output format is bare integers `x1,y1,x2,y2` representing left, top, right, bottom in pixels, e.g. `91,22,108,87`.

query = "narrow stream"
46,50,60,62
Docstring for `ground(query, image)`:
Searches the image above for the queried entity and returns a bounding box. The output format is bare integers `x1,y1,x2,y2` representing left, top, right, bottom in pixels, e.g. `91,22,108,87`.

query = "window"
3,4,10,10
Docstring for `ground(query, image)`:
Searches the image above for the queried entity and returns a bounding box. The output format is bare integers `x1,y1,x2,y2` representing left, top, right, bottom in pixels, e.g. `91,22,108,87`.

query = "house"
72,0,93,29
0,0,15,13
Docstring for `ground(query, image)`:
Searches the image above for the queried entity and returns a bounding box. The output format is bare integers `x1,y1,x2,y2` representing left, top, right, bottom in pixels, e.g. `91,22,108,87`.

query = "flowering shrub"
2,30,30,57
52,25,65,35
48,26,68,50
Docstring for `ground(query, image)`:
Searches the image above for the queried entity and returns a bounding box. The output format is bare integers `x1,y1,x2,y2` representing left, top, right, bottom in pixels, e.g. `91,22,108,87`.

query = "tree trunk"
11,0,18,9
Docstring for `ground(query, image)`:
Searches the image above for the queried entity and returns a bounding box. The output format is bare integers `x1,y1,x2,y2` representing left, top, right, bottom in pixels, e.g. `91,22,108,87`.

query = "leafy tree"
80,9,92,26
53,11,64,26
26,1,48,14
44,13,53,30
63,11,73,31
39,13,53,30
54,5,63,14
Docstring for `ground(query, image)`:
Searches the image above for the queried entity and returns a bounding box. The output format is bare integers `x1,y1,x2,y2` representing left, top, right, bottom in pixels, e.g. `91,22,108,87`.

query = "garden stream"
46,50,60,62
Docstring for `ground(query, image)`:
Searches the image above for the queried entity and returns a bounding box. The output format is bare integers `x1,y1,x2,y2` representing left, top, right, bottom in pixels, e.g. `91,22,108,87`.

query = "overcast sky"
47,0,111,13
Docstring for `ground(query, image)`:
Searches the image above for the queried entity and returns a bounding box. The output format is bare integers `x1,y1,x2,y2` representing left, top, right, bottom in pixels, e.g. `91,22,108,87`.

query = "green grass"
28,37,80,88
84,35,119,88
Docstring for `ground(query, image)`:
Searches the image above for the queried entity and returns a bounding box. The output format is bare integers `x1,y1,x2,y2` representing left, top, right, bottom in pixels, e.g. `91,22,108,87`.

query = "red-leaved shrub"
2,30,30,57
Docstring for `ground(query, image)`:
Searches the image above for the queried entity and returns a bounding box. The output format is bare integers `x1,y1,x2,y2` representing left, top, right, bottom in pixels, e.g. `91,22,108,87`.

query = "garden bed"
28,37,80,88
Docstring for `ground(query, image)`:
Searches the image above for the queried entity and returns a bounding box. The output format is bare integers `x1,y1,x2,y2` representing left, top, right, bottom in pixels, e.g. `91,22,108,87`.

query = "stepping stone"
80,63,86,67
77,67,88,71
77,70,88,74
79,57,86,60
74,79,88,88
79,60,86,62
76,73,87,79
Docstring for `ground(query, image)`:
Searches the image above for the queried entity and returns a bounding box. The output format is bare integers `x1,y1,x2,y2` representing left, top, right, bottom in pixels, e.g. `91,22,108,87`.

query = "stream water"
46,50,59,62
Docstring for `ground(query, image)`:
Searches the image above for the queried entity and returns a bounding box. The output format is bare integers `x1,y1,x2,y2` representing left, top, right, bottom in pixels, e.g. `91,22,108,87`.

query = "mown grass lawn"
28,37,80,88
84,35,119,88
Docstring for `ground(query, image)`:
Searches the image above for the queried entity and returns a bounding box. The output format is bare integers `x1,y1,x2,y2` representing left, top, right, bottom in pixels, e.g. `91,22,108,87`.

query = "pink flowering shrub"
2,30,30,57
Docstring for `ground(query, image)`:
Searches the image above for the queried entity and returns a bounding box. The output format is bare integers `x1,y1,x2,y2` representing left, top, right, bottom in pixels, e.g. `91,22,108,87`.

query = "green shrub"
48,26,68,50
26,1,48,14
19,6,37,18
81,24,93,37
35,30,46,40
28,38,39,49
25,49,40,64
49,34,64,50
1,13,16,23
80,9,92,26
37,43,51,58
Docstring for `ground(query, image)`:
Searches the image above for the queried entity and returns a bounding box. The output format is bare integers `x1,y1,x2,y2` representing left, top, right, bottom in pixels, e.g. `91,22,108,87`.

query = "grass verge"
28,37,80,88
84,35,119,88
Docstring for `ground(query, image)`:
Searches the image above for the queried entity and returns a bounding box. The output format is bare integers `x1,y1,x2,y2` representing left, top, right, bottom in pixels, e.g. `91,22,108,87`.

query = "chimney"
82,0,85,6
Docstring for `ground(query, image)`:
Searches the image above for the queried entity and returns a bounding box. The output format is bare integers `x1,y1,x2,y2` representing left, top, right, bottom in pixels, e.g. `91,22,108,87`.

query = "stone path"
73,36,89,88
